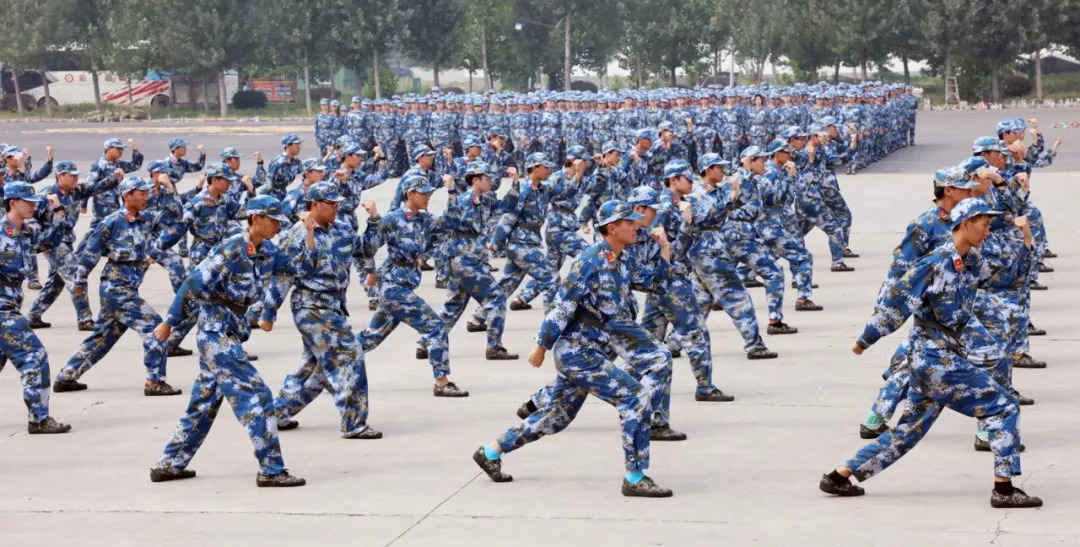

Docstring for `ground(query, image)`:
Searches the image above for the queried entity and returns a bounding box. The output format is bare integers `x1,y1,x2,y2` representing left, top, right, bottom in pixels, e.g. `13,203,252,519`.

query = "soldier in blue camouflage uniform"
144,161,195,293
722,146,797,335
76,138,144,265
580,141,632,225
220,147,265,218
0,182,72,434
820,199,1041,510
264,182,383,437
161,137,206,260
427,162,517,360
537,97,563,164
472,200,672,498
787,126,850,271
514,146,591,309
817,119,858,259
315,98,335,155
27,161,117,331
2,144,53,295
359,175,468,397
690,91,718,165
262,135,304,201
717,90,742,165
685,153,777,360
149,195,305,487
54,177,180,396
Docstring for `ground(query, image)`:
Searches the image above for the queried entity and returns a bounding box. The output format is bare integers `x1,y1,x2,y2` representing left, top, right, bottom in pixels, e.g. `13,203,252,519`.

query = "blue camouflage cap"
635,128,655,142
782,125,808,139
565,145,588,161
958,156,990,176
281,134,302,146
205,162,238,180
627,186,662,208
352,96,362,103
402,174,435,194
103,137,125,149
4,182,42,202
740,145,767,159
601,140,621,154
525,152,554,169
2,146,19,158
766,138,793,156
306,181,344,203
950,197,1001,229
342,143,365,156
245,195,290,223
147,160,168,174
119,176,153,194
663,159,692,180
463,136,482,149
820,116,837,127
330,99,340,107
54,161,79,175
972,136,1006,154
301,158,326,173
933,166,978,189
488,125,507,138
320,98,330,106
596,199,644,227
412,144,435,162
697,153,728,173
220,147,241,159
658,121,674,133
464,161,490,179
168,137,189,151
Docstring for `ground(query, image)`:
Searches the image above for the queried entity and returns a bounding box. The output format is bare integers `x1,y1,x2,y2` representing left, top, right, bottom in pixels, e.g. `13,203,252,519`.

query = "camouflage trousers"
517,229,588,306
474,241,555,322
797,196,847,266
361,281,450,379
722,224,786,321
498,333,651,472
847,340,1022,481
0,310,51,422
639,275,717,397
689,247,765,352
156,329,286,475
274,305,371,436
720,138,741,166
60,293,168,383
742,217,814,300
427,253,507,350
29,243,93,324
819,175,852,250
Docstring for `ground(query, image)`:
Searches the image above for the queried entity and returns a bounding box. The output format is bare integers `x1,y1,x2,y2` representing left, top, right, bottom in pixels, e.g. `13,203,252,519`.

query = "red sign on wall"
251,79,296,103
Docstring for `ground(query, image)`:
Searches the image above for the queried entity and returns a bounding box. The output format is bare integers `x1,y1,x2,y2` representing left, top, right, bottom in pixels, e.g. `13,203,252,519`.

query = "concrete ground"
0,108,1077,546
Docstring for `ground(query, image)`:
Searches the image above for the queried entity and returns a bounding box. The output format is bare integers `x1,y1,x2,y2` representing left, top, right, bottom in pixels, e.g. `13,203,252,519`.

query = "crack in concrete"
989,462,1056,544
385,472,481,547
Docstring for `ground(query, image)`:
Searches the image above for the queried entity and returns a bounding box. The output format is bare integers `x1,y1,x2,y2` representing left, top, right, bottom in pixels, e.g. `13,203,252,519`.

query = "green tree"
401,0,465,88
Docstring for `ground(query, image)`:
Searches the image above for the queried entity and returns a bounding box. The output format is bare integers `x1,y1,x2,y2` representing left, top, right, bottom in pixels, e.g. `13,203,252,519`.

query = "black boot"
344,426,383,439
472,448,513,482
277,418,300,431
516,400,538,420
831,263,855,272
167,346,194,357
767,321,798,335
27,417,71,434
818,473,864,497
1037,262,1053,273
747,346,778,360
1027,322,1046,336
28,316,51,329
649,424,687,441
508,298,532,311
415,346,429,360
150,468,196,482
859,423,889,439
485,346,519,360
466,320,488,332
743,278,765,288
53,379,87,392
695,388,735,402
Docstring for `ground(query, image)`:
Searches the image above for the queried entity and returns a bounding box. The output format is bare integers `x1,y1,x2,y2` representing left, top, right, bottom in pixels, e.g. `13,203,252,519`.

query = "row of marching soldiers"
0,115,1060,502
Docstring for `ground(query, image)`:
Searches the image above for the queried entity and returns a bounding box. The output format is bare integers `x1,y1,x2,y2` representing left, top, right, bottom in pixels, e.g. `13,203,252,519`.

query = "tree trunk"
354,67,364,98
563,3,572,91
670,63,677,86
329,70,336,101
1032,48,1041,101
126,78,135,116
481,26,491,91
168,75,177,108
636,56,644,87
433,62,440,88
372,51,382,99
944,50,955,103
185,74,194,107
468,69,473,93
11,69,24,114
91,70,103,110
218,69,228,116
902,55,911,85
199,74,210,111
833,62,840,84
40,70,53,116
991,63,1001,104
730,52,736,87
303,49,313,113
860,61,868,81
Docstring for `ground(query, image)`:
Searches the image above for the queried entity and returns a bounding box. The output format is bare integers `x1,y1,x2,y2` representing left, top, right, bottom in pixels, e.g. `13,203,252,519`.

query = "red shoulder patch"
405,211,412,221
606,251,616,264
938,209,949,220
4,225,12,237
204,198,213,206
953,257,963,272
247,242,256,257
126,213,136,222
472,194,480,205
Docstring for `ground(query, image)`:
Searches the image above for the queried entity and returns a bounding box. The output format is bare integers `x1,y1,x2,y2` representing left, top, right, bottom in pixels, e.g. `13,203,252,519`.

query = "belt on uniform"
729,217,756,223
573,310,606,329
0,278,21,288
913,317,961,342
209,296,248,317
550,206,576,215
451,231,479,239
697,225,724,231
107,258,147,267
517,222,543,232
297,287,347,300
387,258,417,268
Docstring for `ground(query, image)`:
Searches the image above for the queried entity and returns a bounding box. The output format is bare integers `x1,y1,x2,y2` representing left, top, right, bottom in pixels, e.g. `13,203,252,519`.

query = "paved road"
0,109,1077,546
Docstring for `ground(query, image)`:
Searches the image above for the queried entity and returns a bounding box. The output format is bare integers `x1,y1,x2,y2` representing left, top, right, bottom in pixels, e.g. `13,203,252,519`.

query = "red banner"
251,79,296,103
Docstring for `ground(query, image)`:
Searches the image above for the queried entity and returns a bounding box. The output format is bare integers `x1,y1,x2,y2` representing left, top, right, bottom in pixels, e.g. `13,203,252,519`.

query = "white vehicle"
24,70,239,109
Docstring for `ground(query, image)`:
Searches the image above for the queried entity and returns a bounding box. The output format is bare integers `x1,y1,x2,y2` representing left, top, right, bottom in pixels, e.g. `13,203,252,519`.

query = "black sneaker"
744,278,765,288
516,400,537,420
167,346,194,357
256,470,306,487
509,299,532,311
416,346,429,360
435,279,448,289
990,487,1042,508
1014,353,1047,369
344,426,383,439
53,379,87,392
1031,282,1048,291
710,301,725,311
767,321,798,335
145,381,182,396
974,436,1026,452
791,281,819,289
621,476,673,498
843,248,860,259
419,261,435,272
650,424,688,441
486,346,519,360
78,321,95,331
277,418,299,431
150,468,196,482
747,346,778,360
1037,262,1053,273
818,474,864,497
859,423,889,439
831,263,855,272
670,349,682,358
1014,391,1035,406
246,353,259,362
1043,249,1058,259
28,317,51,329
466,320,488,332
368,299,378,311
27,417,71,434
795,299,823,311
1027,322,1046,336
695,388,735,402
472,448,513,482
434,381,469,397
27,281,43,290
